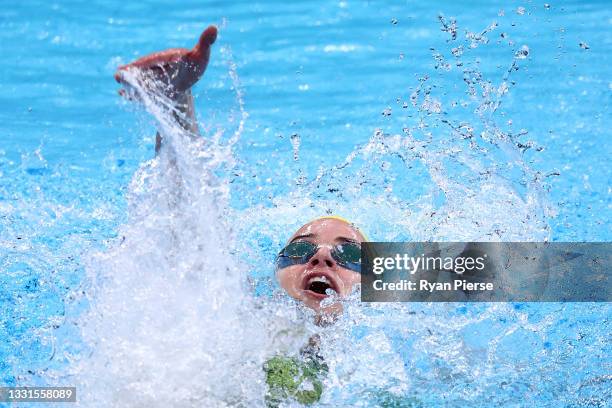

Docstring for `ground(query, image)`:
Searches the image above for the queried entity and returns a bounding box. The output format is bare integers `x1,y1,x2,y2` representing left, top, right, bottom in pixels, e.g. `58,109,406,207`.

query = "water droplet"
515,45,530,59
421,97,442,114
390,18,398,25
438,15,457,41
579,42,590,50
516,6,526,15
382,107,392,116
290,133,301,161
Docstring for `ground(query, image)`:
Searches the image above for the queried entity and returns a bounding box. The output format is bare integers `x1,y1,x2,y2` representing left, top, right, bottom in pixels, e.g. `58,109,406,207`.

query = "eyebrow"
336,236,359,244
290,233,316,243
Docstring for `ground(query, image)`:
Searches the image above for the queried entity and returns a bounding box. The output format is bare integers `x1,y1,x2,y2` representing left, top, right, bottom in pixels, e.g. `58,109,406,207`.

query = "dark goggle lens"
275,241,317,270
281,241,317,258
332,243,361,263
332,243,361,273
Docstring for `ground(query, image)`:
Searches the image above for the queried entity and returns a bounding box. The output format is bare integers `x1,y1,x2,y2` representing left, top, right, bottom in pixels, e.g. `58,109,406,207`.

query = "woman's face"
275,218,364,314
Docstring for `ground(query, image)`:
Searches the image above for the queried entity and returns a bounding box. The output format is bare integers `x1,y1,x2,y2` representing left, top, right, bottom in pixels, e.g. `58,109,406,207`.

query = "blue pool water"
1,0,610,406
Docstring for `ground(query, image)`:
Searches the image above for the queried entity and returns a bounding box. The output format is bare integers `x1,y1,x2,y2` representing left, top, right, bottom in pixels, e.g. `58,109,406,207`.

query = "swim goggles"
275,240,362,273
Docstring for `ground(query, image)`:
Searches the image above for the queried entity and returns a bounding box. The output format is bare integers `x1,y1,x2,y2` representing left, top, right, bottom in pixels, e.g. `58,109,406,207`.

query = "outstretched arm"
114,25,218,152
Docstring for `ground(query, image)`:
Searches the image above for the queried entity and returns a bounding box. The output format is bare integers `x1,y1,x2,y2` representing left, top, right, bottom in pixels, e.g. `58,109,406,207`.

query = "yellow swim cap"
312,215,369,241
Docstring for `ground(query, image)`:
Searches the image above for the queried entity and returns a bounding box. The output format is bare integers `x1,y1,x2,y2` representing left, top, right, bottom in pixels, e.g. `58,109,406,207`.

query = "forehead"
288,218,364,243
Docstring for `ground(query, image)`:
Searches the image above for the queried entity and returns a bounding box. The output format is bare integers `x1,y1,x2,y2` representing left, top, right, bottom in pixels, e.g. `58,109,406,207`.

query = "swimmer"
115,27,365,406
114,26,365,320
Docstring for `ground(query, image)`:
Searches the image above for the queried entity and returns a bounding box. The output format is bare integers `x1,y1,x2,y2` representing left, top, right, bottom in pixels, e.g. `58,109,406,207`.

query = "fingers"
114,66,134,85
114,68,137,98
115,62,166,100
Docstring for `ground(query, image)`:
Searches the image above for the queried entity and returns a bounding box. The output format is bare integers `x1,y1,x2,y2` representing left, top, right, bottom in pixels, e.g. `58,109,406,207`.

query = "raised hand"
114,25,218,100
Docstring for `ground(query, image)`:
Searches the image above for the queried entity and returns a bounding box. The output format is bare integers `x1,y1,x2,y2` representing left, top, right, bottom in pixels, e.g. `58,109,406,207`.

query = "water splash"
34,52,312,406
25,13,607,408
223,15,607,407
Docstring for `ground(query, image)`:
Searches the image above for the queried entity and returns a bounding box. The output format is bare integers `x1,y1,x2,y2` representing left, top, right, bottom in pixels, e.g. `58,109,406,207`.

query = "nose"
308,246,336,268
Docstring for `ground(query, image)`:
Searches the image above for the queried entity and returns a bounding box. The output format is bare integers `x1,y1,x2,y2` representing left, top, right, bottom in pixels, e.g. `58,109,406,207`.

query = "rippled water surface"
1,0,610,407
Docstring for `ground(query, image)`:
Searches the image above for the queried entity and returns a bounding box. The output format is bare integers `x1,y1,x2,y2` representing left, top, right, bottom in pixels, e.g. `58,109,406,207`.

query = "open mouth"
303,273,338,298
